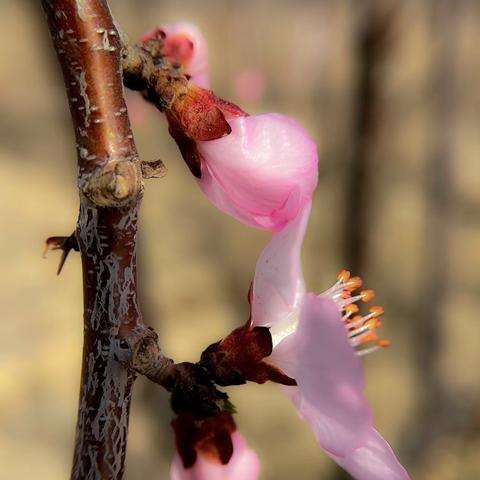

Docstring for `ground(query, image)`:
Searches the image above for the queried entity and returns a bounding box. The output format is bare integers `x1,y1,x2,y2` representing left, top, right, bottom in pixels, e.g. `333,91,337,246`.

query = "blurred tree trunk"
343,0,397,275
402,0,461,466
334,0,398,478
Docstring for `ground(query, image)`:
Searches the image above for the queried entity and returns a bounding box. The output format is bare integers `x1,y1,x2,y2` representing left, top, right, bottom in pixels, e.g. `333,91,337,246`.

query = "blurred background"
1,0,479,478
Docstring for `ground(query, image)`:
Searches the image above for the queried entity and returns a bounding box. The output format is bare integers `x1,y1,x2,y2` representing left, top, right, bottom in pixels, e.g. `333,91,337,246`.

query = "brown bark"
40,1,147,478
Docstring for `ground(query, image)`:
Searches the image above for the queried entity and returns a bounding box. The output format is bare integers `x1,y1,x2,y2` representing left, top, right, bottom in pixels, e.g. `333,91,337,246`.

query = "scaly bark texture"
41,1,145,478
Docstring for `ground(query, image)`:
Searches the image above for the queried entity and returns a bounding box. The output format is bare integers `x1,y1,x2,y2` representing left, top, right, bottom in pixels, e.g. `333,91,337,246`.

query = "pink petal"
161,22,210,89
197,113,318,231
251,202,311,327
271,293,373,456
329,428,410,480
170,432,260,480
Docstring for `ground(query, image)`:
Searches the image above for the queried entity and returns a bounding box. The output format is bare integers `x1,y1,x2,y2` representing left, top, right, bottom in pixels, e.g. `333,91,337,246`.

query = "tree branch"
40,1,150,478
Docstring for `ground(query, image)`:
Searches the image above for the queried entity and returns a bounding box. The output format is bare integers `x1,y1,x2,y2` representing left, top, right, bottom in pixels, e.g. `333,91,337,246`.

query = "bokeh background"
1,0,480,478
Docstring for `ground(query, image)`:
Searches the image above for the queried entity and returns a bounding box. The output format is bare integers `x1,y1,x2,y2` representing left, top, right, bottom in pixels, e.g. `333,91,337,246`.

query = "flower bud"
170,431,260,480
152,22,210,88
197,113,318,231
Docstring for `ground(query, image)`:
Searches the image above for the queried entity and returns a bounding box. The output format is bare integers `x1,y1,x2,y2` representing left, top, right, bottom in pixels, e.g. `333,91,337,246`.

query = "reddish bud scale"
169,87,233,141
165,85,248,177
200,324,296,387
172,412,236,468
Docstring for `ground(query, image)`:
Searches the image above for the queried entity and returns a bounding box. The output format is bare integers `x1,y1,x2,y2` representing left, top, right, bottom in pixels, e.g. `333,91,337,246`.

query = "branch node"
82,160,142,207
121,327,174,384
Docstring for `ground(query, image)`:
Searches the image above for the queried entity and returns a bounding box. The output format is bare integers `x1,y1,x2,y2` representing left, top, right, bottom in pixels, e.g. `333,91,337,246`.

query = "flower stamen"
321,271,390,356
342,304,358,322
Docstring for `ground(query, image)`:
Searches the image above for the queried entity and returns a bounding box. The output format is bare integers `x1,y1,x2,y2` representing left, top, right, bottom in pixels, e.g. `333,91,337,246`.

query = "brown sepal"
172,412,236,468
169,86,233,141
200,324,296,387
216,97,249,118
166,110,203,178
166,362,232,418
165,85,248,177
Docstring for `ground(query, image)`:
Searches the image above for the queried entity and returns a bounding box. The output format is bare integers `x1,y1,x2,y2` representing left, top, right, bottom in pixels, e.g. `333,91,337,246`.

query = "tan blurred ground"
1,1,480,479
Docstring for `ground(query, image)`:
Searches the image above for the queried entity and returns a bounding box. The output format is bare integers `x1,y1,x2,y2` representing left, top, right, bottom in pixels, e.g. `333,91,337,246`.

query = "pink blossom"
197,113,318,231
170,431,260,480
160,22,210,89
250,203,410,479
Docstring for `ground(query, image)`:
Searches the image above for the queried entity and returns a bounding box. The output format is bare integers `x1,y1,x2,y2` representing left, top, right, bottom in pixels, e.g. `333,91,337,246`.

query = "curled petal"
329,428,410,480
161,22,210,88
170,432,260,480
271,294,373,456
197,113,318,231
251,203,311,328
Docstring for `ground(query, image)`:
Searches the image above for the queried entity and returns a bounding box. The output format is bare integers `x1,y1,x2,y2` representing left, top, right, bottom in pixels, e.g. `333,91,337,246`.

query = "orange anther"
342,290,352,299
346,276,363,291
360,289,375,302
365,319,378,330
359,332,378,345
378,339,391,348
344,304,359,315
369,306,384,317
337,270,351,283
350,315,363,324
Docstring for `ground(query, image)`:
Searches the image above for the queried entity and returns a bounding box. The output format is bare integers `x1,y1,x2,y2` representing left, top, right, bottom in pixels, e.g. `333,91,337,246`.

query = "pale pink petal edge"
329,427,410,480
271,294,373,456
251,202,311,327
